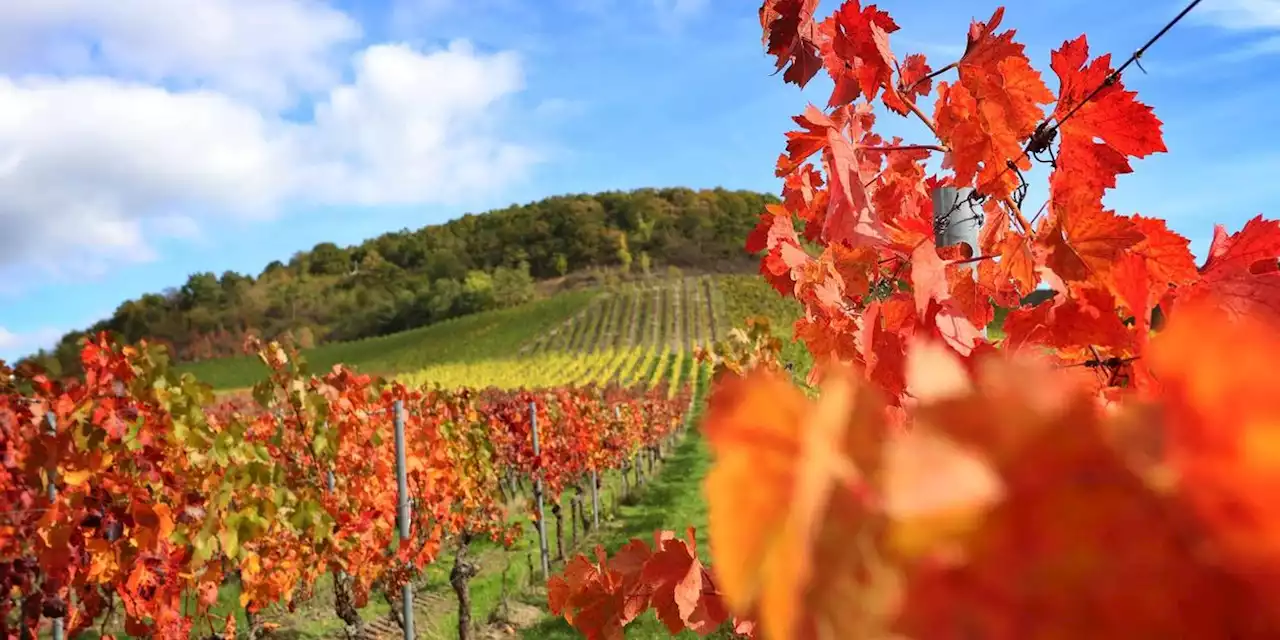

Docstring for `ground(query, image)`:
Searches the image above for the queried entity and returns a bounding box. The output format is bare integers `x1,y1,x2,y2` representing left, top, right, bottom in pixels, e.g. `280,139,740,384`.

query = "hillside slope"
23,187,776,376
403,274,725,391
183,289,600,389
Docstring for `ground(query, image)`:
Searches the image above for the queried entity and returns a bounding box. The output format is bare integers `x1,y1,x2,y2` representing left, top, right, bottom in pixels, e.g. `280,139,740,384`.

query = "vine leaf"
933,8,1053,202
701,365,888,639
1047,35,1167,216
1174,215,1280,325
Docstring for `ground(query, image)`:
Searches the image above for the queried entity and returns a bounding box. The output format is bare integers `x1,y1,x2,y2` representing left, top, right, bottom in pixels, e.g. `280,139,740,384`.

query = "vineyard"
2,271,767,639
408,276,727,393
11,0,1278,637
177,291,601,391
0,328,722,639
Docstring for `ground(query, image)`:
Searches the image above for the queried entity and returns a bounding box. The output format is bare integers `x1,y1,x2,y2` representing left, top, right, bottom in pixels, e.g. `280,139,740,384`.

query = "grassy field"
179,273,795,392
404,276,721,393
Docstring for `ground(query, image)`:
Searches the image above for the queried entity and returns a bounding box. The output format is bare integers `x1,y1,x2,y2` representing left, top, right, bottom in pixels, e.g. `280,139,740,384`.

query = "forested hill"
22,187,776,376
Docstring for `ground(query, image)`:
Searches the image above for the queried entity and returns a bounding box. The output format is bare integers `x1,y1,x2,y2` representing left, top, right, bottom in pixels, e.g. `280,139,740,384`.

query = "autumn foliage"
545,1,1280,638
0,333,689,638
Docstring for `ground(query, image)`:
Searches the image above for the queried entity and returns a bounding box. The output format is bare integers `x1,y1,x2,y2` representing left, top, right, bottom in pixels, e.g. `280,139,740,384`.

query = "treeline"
21,187,775,376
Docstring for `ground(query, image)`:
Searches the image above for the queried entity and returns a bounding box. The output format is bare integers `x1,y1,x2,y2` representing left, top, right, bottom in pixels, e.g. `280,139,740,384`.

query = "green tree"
31,187,782,366
428,278,463,321
457,271,495,315
179,273,221,310
492,262,536,308
616,233,633,273
309,242,350,276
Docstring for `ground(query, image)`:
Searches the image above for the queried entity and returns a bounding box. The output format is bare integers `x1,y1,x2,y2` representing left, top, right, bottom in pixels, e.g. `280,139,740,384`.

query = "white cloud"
300,42,538,205
0,0,361,110
0,325,63,359
1195,0,1280,30
0,76,296,275
0,40,538,281
1192,0,1280,61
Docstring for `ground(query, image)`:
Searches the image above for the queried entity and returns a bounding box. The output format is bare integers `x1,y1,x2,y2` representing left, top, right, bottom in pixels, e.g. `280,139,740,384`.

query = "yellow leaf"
62,469,92,487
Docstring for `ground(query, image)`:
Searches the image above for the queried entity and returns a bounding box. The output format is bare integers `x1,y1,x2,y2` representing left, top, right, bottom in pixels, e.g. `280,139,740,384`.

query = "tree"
260,260,287,280
458,271,495,315
310,242,350,276
492,262,536,308
617,233,633,273
428,278,463,321
639,252,652,277
37,188,782,365
179,273,221,311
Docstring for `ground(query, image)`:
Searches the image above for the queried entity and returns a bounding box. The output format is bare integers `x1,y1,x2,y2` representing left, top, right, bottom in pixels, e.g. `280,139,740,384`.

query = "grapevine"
0,332,693,639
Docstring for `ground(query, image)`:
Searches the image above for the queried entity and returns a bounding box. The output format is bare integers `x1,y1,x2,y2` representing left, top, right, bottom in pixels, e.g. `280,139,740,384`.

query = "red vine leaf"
933,7,1053,201
818,0,899,108
760,0,823,87
1175,215,1280,324
884,53,933,116
1128,214,1198,288
1039,205,1143,285
1048,36,1167,215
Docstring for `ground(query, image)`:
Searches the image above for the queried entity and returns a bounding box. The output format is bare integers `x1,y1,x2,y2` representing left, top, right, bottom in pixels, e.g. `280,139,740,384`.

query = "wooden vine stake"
590,469,600,530
392,400,415,639
45,412,64,640
529,402,551,579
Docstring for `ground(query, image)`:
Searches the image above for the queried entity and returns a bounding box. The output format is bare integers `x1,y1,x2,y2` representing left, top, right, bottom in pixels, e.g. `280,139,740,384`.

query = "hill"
21,187,777,376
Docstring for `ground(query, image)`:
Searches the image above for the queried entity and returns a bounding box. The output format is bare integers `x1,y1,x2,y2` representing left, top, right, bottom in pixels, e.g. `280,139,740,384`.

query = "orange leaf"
1048,36,1166,215
1175,215,1280,325
933,8,1053,201
702,365,891,639
900,353,1249,638
1039,205,1143,285
1149,302,1280,601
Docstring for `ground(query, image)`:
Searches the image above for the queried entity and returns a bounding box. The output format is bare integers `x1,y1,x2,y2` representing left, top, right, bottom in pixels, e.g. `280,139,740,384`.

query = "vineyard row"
0,334,706,639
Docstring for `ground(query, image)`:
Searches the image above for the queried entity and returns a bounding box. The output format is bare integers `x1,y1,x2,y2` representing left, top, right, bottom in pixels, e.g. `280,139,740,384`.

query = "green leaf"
311,431,327,456
221,524,240,559
192,529,217,564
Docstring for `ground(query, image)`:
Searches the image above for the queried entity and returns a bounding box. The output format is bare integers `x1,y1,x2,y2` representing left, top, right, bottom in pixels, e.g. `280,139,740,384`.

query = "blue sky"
0,0,1277,361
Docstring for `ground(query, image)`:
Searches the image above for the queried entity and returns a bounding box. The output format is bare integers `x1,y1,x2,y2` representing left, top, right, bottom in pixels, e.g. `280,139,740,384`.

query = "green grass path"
519,432,723,639
520,369,728,639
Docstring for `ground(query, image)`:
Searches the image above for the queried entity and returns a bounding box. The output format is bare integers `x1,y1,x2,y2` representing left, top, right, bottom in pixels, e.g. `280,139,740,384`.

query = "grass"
177,290,598,389
521,364,733,639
